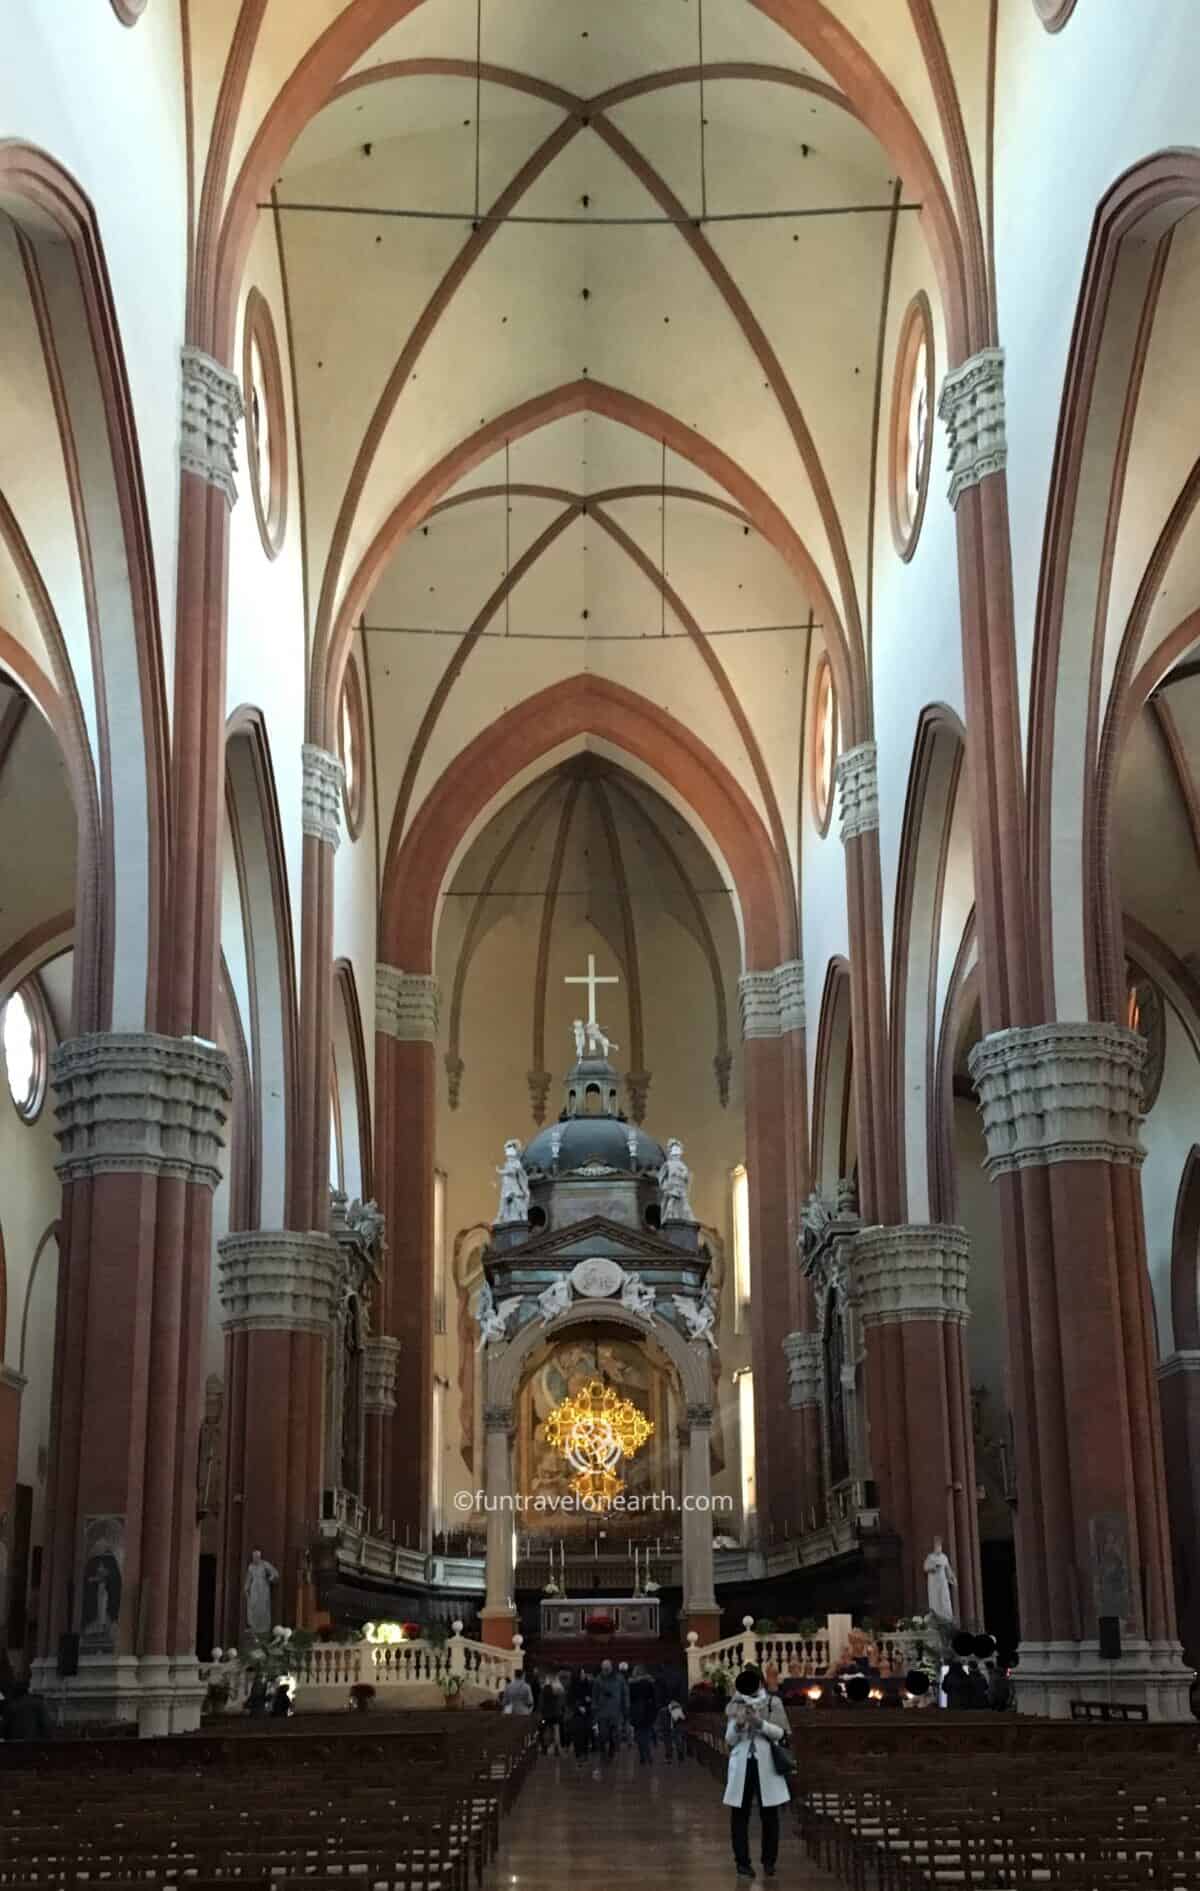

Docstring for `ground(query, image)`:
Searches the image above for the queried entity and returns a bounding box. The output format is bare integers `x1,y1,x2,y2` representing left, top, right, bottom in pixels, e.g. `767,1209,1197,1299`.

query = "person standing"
538,1669,567,1752
592,1659,627,1759
628,1663,657,1765
568,1667,593,1764
724,1665,790,1882
501,1671,535,1714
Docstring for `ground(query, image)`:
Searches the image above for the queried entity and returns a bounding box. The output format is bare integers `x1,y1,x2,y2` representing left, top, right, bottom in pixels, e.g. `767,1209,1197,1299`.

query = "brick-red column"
855,1224,981,1623
1158,1354,1200,1666
376,1030,435,1541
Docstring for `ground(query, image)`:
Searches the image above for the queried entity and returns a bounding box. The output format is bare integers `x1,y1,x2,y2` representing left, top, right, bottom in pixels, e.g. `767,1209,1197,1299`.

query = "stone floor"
487,1737,838,1888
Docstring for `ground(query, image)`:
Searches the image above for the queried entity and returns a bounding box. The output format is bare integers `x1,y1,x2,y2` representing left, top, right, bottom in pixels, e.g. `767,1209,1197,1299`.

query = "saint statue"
537,1277,572,1323
658,1138,695,1222
475,1281,521,1350
924,1536,957,1620
673,1283,718,1348
572,1019,587,1059
621,1272,657,1317
584,1018,618,1059
244,1547,279,1635
495,1140,530,1224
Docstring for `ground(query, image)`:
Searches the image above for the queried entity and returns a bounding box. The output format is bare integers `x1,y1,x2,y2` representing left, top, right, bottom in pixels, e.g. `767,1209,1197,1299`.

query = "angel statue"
537,1276,572,1324
672,1283,718,1348
584,1018,618,1059
658,1138,695,1222
475,1281,521,1350
495,1140,530,1225
621,1271,657,1317
572,1019,587,1059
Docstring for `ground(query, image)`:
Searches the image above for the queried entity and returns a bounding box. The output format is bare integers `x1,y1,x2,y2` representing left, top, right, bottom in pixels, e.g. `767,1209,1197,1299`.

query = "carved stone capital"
783,1331,823,1408
376,967,440,1043
967,1023,1146,1177
445,1053,465,1111
180,347,243,505
738,961,805,1039
836,742,878,843
853,1223,970,1327
301,745,344,850
484,1403,514,1434
938,347,1006,507
216,1230,341,1335
685,1402,713,1429
52,1032,232,1189
363,1336,402,1414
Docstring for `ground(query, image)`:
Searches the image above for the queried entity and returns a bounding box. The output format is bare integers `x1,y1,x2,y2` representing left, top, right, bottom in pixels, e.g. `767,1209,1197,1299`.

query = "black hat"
905,1670,930,1696
973,1633,997,1660
951,1631,976,1658
843,1673,870,1703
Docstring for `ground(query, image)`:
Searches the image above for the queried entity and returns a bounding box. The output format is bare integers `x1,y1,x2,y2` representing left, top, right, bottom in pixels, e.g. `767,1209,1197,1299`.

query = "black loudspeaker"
57,1632,79,1678
1098,1615,1122,1660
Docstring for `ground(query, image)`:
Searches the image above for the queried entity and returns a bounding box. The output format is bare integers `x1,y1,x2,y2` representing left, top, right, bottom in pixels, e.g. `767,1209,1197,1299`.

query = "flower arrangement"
700,1659,739,1698
245,1625,314,1685
438,1672,464,1700
643,1578,660,1595
542,1578,561,1596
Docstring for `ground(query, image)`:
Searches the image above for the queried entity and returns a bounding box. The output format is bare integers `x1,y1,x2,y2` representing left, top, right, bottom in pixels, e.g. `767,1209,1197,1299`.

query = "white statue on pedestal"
673,1282,718,1348
924,1536,957,1620
572,1019,587,1060
659,1138,695,1222
244,1548,279,1635
537,1277,571,1323
621,1271,657,1316
476,1281,521,1350
496,1140,530,1224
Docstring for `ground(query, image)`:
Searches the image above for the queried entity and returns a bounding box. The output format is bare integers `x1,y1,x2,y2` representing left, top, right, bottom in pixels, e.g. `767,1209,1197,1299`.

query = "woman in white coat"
723,1665,790,1881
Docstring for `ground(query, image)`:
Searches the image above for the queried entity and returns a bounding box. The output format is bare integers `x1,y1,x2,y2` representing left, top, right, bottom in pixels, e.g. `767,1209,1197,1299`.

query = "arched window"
889,293,935,560
736,1369,756,1534
2,982,47,1123
730,1165,751,1334
809,656,839,832
338,659,366,839
242,288,288,557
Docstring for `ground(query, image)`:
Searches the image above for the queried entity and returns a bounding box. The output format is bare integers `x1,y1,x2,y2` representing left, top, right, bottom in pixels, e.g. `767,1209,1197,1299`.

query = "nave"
486,1742,833,1891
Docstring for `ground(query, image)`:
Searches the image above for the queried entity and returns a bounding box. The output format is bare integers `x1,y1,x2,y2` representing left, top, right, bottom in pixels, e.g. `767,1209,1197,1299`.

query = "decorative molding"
713,1050,732,1107
853,1223,970,1327
1156,1351,1200,1383
180,347,243,505
301,744,344,850
52,1033,232,1189
216,1230,341,1335
738,961,806,1039
685,1402,714,1428
938,347,1006,508
784,1331,823,1409
0,1364,27,1396
363,1336,402,1414
835,743,879,843
968,1023,1146,1176
376,966,440,1043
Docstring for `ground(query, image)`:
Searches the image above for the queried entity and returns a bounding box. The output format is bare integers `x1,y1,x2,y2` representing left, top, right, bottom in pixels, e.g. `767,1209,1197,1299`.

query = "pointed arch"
380,674,794,974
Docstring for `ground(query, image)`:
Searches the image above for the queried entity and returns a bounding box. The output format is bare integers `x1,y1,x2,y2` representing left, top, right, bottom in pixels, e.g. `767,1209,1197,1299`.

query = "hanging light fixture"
544,1378,654,1507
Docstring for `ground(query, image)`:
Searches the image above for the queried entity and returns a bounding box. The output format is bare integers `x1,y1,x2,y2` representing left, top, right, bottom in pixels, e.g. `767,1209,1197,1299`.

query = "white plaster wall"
799,643,851,1109
332,639,379,1124
0,3,190,692
1142,1003,1200,1360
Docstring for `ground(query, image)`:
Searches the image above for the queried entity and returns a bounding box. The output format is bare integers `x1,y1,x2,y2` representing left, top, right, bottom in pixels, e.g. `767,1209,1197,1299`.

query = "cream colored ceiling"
437,755,740,1117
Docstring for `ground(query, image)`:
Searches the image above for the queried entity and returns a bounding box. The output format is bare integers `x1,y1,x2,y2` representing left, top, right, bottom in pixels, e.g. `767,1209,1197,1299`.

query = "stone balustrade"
200,1630,524,1715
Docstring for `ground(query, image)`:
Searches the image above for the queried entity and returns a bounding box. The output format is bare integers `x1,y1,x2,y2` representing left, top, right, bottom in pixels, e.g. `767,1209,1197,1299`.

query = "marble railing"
201,1631,523,1714
686,1614,928,1688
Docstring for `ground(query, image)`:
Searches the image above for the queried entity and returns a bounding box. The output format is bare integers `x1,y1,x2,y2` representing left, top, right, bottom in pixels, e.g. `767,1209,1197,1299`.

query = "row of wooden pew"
0,1713,538,1891
686,1711,1200,1888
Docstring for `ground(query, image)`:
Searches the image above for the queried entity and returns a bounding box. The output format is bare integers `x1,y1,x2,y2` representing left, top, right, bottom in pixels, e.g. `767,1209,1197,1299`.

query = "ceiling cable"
266,200,920,227
473,0,483,223
660,439,667,639
697,0,709,223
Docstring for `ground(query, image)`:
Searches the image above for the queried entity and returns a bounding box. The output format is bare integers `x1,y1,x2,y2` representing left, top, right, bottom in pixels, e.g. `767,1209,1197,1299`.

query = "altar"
539,1595,661,1640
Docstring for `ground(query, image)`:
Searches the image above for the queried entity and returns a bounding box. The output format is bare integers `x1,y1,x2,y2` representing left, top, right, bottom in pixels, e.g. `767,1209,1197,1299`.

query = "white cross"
564,953,619,1027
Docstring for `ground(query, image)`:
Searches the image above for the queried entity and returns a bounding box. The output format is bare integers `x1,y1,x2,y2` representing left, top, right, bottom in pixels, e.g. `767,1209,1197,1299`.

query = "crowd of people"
500,1656,689,1764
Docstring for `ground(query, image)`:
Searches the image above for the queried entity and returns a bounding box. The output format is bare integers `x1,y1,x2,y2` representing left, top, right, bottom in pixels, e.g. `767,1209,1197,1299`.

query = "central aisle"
488,1740,838,1888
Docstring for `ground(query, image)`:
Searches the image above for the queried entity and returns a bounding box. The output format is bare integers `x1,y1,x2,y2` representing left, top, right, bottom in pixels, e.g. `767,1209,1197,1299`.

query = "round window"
3,982,47,1122
242,288,288,557
809,655,839,833
889,293,935,561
